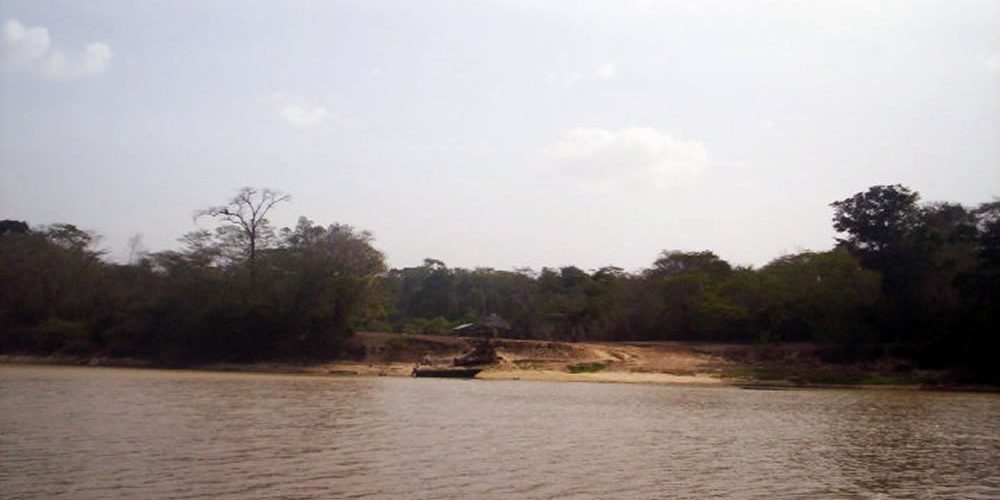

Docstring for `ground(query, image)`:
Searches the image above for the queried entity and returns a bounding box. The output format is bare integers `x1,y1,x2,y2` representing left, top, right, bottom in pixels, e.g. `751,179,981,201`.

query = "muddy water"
1,365,997,499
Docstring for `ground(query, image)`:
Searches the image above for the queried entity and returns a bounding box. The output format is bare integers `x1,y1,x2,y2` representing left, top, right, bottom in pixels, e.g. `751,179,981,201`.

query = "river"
0,365,997,499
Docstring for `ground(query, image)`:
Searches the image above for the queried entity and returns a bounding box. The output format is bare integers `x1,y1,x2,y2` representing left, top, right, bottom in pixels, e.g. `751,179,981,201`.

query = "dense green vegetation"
1,185,997,383
567,362,607,374
0,189,385,364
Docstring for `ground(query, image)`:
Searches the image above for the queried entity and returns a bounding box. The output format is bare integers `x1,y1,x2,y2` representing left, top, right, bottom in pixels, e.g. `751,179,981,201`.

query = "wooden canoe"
411,367,483,378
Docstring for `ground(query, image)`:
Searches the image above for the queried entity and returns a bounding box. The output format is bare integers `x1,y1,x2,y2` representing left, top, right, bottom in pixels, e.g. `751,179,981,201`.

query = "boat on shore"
410,338,497,379
411,367,483,378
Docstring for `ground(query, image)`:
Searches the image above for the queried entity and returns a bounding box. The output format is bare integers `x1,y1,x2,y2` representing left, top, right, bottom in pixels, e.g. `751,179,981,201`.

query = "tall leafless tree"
196,187,290,286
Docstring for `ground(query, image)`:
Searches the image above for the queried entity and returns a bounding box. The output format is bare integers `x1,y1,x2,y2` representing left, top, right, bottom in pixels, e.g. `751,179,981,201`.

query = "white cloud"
753,119,776,130
1,19,111,78
767,0,917,36
596,61,617,78
41,43,112,79
1,19,50,68
547,127,710,191
263,92,332,128
564,72,583,84
279,104,330,128
979,52,1000,73
547,62,618,85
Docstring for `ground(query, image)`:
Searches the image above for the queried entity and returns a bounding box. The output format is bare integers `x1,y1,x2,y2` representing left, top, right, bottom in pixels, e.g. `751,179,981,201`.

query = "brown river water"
1,365,997,499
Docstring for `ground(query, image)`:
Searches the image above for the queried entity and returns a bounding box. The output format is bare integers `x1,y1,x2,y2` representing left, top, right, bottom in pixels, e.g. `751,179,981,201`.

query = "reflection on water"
1,365,997,499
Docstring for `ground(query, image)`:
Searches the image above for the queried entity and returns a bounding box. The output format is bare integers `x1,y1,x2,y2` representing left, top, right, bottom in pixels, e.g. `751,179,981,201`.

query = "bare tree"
126,233,146,264
196,187,291,285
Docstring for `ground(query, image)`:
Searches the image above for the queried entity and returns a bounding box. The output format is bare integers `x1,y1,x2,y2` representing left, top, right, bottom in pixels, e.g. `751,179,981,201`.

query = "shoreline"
3,353,994,393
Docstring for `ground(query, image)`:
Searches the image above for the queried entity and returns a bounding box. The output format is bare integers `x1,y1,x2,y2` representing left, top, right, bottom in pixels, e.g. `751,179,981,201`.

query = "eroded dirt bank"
2,332,974,389
320,332,946,388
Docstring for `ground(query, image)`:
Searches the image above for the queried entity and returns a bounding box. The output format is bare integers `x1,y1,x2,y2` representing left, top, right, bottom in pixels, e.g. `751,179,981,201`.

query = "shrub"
567,362,606,373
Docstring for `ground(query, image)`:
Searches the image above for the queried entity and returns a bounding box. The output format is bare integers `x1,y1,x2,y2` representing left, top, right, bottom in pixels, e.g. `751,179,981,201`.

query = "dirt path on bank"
4,332,955,389
335,333,950,388
337,332,731,385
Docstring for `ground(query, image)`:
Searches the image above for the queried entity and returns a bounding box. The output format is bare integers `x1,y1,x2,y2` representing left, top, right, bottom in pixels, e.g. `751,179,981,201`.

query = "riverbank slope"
5,331,981,390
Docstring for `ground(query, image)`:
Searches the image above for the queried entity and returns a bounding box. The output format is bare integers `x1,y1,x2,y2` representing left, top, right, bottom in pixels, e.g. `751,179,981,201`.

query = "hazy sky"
2,0,998,271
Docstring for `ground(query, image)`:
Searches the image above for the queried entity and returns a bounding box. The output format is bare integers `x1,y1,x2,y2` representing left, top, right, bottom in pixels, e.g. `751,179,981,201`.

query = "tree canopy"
1,185,997,382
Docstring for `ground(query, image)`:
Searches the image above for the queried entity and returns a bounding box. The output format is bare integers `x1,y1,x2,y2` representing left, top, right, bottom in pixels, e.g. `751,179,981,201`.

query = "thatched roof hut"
451,313,511,338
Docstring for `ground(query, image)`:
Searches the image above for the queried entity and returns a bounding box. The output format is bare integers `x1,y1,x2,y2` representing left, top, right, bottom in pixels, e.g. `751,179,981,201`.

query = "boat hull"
411,367,483,379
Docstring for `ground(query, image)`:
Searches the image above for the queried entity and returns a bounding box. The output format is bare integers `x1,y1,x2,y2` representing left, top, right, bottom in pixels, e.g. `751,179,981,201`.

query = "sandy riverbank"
0,356,728,386
4,331,970,390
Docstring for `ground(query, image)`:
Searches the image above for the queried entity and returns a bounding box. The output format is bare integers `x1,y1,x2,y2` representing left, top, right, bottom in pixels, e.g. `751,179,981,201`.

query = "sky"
1,0,998,272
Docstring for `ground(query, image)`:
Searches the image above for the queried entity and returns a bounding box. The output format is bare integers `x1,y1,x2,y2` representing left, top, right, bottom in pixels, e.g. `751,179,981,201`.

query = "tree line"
1,185,997,382
0,189,385,363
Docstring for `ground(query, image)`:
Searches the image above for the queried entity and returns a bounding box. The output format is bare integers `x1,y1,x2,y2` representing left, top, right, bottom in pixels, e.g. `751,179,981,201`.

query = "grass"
796,372,865,385
566,362,607,374
722,367,786,381
722,366,923,386
855,375,920,385
513,359,544,370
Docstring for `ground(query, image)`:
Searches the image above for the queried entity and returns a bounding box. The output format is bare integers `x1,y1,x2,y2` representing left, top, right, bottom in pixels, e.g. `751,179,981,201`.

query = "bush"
32,319,92,355
567,362,606,373
422,316,450,335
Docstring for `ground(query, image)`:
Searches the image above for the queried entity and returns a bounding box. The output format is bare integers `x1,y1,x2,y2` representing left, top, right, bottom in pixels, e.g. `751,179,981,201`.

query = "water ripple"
1,366,998,499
